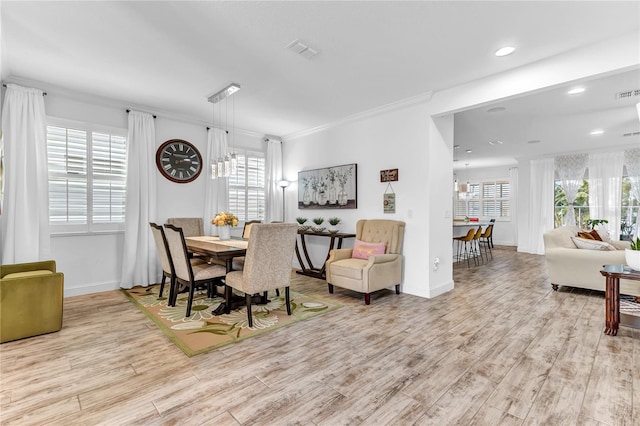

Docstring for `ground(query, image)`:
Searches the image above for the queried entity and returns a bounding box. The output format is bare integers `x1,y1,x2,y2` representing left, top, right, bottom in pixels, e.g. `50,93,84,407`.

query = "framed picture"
298,163,357,209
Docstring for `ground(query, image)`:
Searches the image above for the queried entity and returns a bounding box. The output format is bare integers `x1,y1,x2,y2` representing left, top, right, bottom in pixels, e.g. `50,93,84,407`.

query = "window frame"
47,117,127,235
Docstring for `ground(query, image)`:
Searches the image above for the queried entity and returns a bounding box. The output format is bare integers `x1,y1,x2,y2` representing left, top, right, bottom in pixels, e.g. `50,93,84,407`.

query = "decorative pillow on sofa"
571,236,616,251
594,225,612,243
577,232,595,240
352,240,386,259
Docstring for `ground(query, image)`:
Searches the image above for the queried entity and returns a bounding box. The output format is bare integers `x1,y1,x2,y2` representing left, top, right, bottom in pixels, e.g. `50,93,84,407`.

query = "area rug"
122,285,340,356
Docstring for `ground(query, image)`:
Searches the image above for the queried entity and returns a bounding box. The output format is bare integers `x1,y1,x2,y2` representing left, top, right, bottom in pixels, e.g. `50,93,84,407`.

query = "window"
482,181,510,217
455,180,510,219
228,149,265,221
47,120,126,233
554,179,589,228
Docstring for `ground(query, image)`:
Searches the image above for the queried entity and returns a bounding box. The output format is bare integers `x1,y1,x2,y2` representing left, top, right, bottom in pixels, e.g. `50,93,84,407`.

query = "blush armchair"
325,219,405,305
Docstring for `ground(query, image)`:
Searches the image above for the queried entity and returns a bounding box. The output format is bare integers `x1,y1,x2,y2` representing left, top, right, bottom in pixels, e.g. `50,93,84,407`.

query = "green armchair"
0,260,64,343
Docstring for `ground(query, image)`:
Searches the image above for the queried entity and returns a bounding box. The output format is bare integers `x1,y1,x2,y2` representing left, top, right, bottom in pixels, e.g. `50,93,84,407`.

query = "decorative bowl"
625,249,640,271
298,225,311,231
311,226,326,233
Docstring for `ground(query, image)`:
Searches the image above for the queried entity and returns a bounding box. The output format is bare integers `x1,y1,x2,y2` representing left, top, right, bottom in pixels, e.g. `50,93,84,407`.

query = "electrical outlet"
433,257,440,271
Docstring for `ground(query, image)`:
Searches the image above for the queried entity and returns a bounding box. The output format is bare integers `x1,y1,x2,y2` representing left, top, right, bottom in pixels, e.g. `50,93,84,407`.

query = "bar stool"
480,224,493,259
471,226,484,265
453,228,476,267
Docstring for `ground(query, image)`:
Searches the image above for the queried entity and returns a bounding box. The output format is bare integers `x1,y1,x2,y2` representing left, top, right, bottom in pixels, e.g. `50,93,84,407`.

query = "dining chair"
163,224,227,318
166,217,204,237
453,228,476,267
224,223,299,328
241,220,261,239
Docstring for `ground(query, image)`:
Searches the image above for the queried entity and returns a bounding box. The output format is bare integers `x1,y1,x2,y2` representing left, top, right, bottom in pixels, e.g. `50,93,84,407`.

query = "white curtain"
625,148,640,240
0,84,50,264
588,151,624,240
203,128,229,235
120,111,158,289
555,154,588,226
509,167,519,244
525,158,555,254
264,138,283,222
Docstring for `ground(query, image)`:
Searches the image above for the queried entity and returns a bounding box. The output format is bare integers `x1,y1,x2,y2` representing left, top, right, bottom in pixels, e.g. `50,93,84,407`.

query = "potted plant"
626,237,640,271
312,217,325,232
296,217,310,231
585,218,608,230
328,217,341,233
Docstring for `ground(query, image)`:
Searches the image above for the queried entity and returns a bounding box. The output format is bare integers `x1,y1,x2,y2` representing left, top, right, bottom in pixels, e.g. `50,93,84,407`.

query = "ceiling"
2,1,639,152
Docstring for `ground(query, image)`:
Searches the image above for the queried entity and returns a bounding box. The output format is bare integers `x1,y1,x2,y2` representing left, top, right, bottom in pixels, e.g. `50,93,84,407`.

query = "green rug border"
121,286,341,357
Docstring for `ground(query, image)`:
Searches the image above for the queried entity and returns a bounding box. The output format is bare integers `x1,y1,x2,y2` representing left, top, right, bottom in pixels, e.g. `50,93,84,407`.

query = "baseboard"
64,280,121,297
402,279,453,299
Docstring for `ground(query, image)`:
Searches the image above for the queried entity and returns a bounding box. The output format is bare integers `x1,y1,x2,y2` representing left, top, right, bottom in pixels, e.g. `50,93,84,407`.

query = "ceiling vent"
615,89,640,100
286,39,318,59
623,131,640,137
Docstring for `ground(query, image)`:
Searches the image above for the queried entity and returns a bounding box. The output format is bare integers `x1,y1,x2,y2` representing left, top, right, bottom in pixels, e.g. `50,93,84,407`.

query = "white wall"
44,90,265,296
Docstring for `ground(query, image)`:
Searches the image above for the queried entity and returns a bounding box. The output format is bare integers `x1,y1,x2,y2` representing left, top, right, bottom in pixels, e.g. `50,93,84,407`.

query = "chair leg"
262,291,268,304
245,293,253,328
168,276,176,306
276,288,280,297
328,283,334,294
224,285,232,314
395,284,400,294
186,284,195,318
364,293,371,305
285,286,291,315
159,273,166,298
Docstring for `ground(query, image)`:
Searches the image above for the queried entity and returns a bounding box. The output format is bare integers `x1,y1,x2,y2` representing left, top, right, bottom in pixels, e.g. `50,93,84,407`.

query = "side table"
295,229,355,279
600,265,640,336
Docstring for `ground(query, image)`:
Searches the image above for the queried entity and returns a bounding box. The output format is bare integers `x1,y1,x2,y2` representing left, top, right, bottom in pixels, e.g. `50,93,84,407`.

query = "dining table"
184,236,248,273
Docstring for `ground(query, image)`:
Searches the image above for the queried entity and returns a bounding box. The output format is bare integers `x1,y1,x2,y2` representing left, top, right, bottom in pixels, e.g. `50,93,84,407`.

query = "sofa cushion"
352,240,386,260
330,258,368,280
571,236,616,251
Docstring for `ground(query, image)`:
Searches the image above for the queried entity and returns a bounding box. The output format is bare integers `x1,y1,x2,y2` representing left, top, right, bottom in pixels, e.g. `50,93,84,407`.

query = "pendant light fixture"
208,83,240,179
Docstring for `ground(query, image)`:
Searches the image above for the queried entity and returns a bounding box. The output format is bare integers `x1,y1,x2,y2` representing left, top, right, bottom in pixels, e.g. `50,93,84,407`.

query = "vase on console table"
218,225,231,240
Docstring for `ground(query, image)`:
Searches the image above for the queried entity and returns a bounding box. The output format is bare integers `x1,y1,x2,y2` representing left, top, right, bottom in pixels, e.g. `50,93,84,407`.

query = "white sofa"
543,225,640,296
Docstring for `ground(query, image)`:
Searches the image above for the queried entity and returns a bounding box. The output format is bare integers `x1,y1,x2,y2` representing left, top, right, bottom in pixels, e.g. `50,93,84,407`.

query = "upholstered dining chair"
166,217,204,237
242,220,262,239
224,223,298,328
163,224,227,318
325,219,405,305
150,222,207,302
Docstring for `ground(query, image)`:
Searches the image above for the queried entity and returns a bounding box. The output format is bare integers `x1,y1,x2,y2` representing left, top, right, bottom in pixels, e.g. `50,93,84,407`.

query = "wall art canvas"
298,163,357,209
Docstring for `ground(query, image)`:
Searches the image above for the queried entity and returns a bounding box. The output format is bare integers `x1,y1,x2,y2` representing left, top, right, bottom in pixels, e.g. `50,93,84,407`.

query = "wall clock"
155,139,203,183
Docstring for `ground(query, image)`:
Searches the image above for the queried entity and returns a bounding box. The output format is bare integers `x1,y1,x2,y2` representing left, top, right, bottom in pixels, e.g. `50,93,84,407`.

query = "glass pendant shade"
217,157,224,177
211,161,218,179
230,153,238,175
224,155,231,177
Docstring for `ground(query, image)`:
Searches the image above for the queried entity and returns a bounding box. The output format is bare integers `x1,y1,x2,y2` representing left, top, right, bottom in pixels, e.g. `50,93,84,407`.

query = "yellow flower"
211,212,239,227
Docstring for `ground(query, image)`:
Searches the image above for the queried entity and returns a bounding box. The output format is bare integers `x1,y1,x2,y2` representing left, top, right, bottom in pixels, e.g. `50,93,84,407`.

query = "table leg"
604,276,620,336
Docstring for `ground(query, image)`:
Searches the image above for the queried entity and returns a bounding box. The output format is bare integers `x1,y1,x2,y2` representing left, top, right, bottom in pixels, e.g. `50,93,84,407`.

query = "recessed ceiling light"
488,140,503,146
495,46,516,57
488,107,506,113
527,140,541,144
465,149,473,153
590,129,604,136
567,87,585,95
453,145,460,149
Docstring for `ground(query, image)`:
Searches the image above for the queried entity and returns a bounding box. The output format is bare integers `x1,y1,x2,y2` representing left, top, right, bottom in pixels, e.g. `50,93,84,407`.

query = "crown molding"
2,75,264,139
283,90,434,141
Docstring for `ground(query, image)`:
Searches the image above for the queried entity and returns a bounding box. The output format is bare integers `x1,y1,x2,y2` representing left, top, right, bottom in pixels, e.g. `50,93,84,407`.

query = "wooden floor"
1,247,638,425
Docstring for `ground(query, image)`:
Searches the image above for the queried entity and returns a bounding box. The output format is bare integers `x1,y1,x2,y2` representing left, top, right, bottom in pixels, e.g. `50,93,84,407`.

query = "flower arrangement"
328,217,341,226
211,212,238,227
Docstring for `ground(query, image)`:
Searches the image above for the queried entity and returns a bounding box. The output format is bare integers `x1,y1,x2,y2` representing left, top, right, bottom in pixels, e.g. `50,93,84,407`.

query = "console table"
600,265,640,336
295,229,356,279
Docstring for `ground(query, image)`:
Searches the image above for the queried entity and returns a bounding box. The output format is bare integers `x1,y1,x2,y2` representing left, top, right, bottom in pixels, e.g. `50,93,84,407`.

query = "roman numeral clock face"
155,139,203,183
